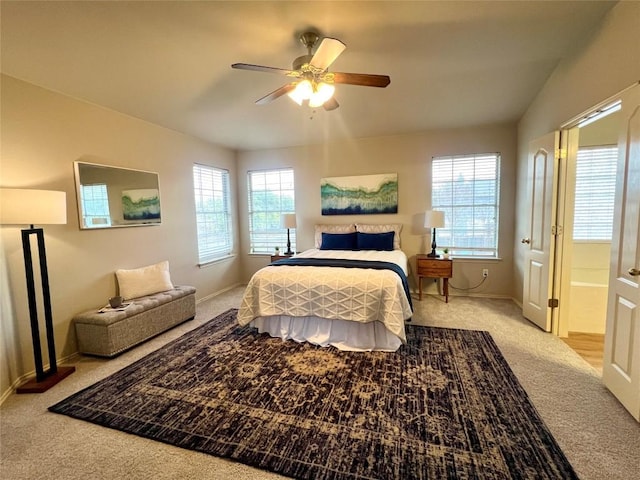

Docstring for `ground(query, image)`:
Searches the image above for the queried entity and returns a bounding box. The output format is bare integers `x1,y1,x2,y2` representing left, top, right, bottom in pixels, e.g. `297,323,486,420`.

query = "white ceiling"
1,1,615,151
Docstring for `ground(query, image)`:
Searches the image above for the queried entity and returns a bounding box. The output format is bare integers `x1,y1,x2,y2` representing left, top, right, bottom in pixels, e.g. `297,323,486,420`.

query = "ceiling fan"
231,31,391,111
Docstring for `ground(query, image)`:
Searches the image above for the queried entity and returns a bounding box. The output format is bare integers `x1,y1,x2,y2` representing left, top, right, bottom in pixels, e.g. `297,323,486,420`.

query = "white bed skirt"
250,315,403,352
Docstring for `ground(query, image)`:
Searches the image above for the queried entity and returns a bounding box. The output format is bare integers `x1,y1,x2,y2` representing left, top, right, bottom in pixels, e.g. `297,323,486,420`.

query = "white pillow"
314,224,356,248
355,223,403,250
115,260,174,300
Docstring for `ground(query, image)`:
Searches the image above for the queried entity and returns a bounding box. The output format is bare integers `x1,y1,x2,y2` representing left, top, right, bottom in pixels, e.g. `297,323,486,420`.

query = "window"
193,164,233,264
431,153,500,257
573,145,618,241
247,168,295,254
80,184,111,228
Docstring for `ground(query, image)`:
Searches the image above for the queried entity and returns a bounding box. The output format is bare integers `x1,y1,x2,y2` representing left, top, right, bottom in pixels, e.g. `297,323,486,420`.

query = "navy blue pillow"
356,231,395,251
320,232,358,250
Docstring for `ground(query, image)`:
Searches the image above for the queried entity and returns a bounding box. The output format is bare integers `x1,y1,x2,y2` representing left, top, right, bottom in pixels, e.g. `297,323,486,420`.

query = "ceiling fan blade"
323,97,339,111
332,72,391,88
255,83,296,105
310,38,346,70
232,63,297,76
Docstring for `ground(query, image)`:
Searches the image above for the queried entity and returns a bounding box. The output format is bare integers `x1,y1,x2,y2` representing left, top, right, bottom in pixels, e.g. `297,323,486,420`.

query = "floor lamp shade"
0,188,74,393
280,214,297,255
0,189,67,226
424,210,445,257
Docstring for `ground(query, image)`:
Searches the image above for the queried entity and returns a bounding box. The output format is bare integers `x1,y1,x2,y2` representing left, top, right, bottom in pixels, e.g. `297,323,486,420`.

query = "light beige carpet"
1,287,638,479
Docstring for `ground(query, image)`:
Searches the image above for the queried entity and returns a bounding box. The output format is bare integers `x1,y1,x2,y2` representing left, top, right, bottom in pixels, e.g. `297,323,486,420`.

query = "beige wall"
4,0,635,399
571,242,610,285
514,1,640,304
238,124,517,298
0,75,240,398
569,241,610,334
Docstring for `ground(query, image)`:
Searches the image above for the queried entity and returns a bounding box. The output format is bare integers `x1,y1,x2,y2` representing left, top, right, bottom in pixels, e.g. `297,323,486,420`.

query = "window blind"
431,153,500,257
80,183,111,228
247,168,296,254
573,146,618,241
193,164,232,263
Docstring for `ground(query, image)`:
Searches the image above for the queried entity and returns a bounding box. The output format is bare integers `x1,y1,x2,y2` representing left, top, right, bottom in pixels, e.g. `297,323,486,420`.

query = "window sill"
450,257,502,263
197,254,236,268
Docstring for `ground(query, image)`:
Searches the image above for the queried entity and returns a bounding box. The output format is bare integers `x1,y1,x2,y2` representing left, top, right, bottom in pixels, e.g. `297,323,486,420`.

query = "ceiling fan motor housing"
292,54,314,71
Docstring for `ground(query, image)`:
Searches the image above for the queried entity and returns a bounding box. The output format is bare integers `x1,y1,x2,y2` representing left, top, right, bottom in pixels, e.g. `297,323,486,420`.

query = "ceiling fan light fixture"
288,79,313,105
309,82,335,107
232,30,389,111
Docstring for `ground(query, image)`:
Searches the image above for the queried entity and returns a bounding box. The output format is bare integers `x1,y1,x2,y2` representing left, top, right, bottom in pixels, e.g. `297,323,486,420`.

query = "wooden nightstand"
270,253,294,262
416,254,453,302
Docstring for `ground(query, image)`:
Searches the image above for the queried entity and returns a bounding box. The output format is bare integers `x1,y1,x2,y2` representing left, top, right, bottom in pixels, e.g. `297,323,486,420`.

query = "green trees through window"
193,164,232,263
248,168,295,253
431,153,500,257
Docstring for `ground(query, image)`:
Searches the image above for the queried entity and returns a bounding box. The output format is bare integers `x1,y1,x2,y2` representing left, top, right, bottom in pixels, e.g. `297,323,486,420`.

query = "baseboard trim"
411,286,514,300
196,283,243,305
0,350,80,405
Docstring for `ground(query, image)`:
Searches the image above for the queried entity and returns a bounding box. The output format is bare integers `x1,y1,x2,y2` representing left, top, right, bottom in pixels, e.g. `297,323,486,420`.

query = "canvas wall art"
321,173,398,215
122,189,161,221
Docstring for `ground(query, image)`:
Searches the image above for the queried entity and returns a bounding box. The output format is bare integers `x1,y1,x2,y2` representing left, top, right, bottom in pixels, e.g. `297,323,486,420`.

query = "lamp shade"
0,188,67,225
309,83,336,108
424,210,445,229
288,80,313,105
281,213,297,229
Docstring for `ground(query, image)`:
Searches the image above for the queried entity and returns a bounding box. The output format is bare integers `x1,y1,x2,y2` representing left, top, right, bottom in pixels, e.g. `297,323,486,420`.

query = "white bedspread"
238,249,413,344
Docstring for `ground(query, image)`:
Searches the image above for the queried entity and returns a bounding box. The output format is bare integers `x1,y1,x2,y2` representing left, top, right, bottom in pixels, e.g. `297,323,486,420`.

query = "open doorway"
547,83,640,419
558,104,621,373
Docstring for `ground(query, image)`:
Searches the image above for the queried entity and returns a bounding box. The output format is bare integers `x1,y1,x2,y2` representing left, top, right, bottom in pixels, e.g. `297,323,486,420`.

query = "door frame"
555,84,637,338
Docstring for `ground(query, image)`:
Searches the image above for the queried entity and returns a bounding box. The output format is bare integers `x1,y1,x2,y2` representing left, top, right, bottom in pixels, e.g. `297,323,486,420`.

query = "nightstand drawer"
416,258,452,277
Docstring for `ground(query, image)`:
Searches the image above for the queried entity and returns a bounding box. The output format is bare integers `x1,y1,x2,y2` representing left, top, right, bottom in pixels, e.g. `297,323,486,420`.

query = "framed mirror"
74,161,162,229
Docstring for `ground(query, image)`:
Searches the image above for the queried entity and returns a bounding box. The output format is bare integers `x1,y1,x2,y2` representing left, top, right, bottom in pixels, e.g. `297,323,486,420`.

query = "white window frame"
193,164,233,264
573,145,618,242
247,168,295,254
431,153,501,258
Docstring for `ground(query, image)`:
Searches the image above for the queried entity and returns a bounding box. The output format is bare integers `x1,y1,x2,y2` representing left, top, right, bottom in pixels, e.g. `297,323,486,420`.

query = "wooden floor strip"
561,332,604,374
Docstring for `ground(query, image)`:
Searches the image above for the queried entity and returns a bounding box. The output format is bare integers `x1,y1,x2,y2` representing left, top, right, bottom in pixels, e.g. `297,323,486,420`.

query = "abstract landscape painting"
321,173,398,215
122,189,161,221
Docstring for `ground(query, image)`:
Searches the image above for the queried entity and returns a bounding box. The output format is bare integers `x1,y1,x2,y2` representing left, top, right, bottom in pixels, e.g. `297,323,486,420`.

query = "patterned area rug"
50,309,577,479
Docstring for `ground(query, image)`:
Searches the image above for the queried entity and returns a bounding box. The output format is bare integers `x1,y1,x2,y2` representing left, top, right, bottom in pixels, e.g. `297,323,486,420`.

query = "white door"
522,132,559,332
603,84,640,421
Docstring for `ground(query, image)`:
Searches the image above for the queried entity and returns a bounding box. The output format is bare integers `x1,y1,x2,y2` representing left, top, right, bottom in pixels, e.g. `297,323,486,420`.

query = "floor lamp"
0,188,75,393
281,213,297,255
424,210,445,257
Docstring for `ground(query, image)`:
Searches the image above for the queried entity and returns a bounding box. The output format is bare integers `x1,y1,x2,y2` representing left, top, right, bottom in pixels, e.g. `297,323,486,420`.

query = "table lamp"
280,213,297,255
424,210,445,258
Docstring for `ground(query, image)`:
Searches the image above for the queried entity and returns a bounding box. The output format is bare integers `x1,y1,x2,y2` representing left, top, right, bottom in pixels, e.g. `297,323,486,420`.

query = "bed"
238,224,413,352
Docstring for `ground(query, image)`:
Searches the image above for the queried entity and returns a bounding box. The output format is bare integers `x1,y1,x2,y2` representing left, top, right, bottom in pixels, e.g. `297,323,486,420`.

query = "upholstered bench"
73,285,196,357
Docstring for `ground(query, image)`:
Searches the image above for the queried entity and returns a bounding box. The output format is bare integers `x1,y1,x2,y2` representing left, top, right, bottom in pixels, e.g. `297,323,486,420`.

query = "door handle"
521,238,531,244
629,268,640,277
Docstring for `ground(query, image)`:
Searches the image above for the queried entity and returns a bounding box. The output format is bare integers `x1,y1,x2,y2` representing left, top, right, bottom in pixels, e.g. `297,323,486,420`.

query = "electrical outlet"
482,269,489,278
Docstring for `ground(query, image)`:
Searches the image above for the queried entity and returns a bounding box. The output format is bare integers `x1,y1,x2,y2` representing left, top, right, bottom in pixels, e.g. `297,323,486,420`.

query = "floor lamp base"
16,366,75,394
